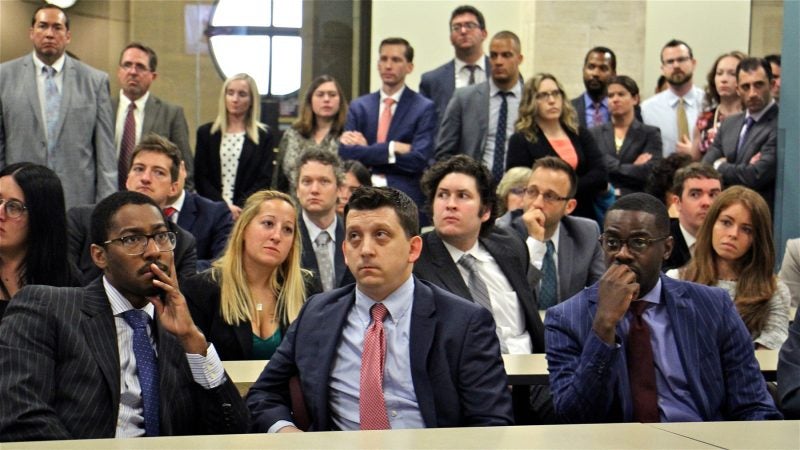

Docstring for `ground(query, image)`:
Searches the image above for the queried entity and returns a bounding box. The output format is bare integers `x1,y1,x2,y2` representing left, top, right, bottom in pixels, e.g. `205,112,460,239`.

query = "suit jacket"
435,81,490,162
0,54,116,209
506,127,608,222
702,105,778,208
113,94,194,190
177,190,233,271
778,305,800,418
545,275,782,423
195,124,275,207
571,94,642,130
413,229,545,353
245,277,514,431
664,218,691,272
339,87,436,209
67,204,197,286
299,215,354,290
419,56,490,127
506,211,605,303
0,279,249,441
779,238,800,308
590,120,662,196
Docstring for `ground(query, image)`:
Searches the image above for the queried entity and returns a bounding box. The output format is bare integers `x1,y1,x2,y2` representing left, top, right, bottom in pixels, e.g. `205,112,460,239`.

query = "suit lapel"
141,96,158,135
53,56,77,144
155,318,184,436
424,233,471,299
80,279,122,411
178,191,199,232
477,84,490,158
618,121,642,162
388,89,414,140
408,279,438,427
299,217,319,273
556,222,574,301
23,55,46,141
334,218,347,287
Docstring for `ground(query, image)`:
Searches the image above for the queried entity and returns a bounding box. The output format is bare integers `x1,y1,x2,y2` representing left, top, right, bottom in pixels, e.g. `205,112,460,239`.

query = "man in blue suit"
246,187,513,432
339,38,436,224
545,192,781,423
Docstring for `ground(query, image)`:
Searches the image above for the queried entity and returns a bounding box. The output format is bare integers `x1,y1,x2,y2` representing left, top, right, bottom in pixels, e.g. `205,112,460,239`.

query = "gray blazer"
0,53,116,209
435,81,490,162
113,94,193,189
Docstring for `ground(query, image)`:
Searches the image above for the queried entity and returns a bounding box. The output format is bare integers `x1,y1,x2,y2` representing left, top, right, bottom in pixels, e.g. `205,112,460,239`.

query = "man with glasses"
544,192,781,423
115,43,193,190
641,39,704,156
419,5,489,126
500,157,603,308
0,191,249,441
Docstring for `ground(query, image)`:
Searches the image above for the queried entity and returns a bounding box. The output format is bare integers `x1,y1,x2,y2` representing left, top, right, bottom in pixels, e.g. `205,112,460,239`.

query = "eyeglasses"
535,90,563,101
0,199,27,219
508,187,526,196
663,56,691,66
120,61,151,73
599,234,670,253
104,231,177,255
523,187,570,203
450,22,481,32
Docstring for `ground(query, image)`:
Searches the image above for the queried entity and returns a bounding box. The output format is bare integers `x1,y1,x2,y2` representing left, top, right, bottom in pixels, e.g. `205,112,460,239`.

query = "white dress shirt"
454,56,487,88
115,90,150,156
32,51,65,126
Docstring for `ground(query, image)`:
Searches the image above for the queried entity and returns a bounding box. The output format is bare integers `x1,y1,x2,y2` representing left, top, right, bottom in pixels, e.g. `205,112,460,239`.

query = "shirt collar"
32,51,66,74
167,189,186,213
583,91,608,108
441,238,490,263
119,89,150,111
454,56,486,73
103,276,155,319
380,86,405,104
678,222,696,249
355,274,415,325
489,78,523,98
745,100,776,123
302,210,338,242
666,85,701,108
639,277,663,305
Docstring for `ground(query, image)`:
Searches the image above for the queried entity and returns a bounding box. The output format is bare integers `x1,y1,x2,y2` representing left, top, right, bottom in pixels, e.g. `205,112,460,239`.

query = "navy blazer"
195,124,275,207
778,307,800,418
663,218,691,272
590,120,662,196
177,190,233,271
419,56,490,127
339,88,436,210
299,216,354,290
245,277,514,431
545,275,782,423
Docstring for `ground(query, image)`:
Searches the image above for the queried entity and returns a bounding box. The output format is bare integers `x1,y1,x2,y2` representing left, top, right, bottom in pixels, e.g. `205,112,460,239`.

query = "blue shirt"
583,92,609,128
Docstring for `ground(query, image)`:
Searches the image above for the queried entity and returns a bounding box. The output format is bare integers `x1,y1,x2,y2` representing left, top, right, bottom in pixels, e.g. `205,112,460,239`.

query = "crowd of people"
1,2,799,442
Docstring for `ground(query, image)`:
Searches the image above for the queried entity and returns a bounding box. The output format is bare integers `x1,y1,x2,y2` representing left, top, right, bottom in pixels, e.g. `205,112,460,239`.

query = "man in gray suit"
115,42,193,190
0,5,116,209
419,5,489,126
435,31,524,182
500,157,604,308
703,57,778,210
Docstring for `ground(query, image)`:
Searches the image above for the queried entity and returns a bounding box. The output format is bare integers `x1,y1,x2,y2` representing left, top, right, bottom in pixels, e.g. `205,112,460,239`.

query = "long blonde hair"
515,73,579,144
211,73,266,144
212,190,307,326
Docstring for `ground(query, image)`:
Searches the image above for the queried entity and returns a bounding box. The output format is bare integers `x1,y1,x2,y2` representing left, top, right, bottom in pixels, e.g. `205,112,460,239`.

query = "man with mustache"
703,57,778,211
641,39,705,156
0,191,248,441
544,192,781,423
571,47,616,130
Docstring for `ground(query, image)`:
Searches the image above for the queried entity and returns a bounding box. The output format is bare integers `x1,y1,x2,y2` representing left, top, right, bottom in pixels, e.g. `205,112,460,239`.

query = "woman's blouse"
220,132,245,205
695,107,728,155
279,128,340,190
549,138,578,169
252,329,282,359
714,279,790,350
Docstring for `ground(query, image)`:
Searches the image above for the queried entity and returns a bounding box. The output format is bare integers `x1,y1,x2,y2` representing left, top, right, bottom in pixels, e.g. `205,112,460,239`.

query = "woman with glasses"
0,163,79,318
195,73,274,221
495,166,530,216
590,76,662,198
183,190,318,360
507,73,608,223
671,186,789,349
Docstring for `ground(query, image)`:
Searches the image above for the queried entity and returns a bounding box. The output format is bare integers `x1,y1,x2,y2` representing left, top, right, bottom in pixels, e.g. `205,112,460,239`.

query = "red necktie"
360,303,390,430
376,98,395,144
119,102,137,190
627,300,659,422
163,207,177,222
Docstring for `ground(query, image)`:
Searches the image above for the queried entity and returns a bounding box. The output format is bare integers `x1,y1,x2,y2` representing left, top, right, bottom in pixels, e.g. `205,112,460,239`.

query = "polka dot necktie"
359,303,391,430
122,309,160,436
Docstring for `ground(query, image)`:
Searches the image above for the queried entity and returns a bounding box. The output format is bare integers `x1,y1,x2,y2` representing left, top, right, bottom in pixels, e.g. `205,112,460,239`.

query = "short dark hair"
91,191,164,246
607,75,639,97
737,57,774,81
584,46,617,71
379,37,414,63
661,39,693,62
531,156,578,198
491,30,521,53
645,153,692,205
450,5,486,29
671,163,722,197
420,155,496,237
130,133,181,181
120,42,158,72
606,193,670,236
342,160,372,187
32,5,69,30
345,187,419,238
294,148,344,186
764,54,781,67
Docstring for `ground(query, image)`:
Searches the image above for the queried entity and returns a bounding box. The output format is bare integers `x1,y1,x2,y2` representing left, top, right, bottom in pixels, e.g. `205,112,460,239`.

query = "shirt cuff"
185,343,226,389
387,141,396,163
713,158,725,170
268,420,297,433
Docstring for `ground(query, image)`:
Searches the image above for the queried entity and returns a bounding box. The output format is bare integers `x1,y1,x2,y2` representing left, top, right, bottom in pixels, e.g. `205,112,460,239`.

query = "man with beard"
642,40,704,156
703,57,778,210
0,191,248,441
571,47,616,130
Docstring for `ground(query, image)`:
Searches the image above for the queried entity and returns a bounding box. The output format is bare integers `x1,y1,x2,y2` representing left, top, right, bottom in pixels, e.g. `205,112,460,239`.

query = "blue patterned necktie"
539,240,558,309
493,92,510,183
737,116,755,153
122,309,160,437
43,65,62,156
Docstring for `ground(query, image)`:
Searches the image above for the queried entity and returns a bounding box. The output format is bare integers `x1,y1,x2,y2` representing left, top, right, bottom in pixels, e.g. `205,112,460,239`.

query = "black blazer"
664,218,692,272
506,126,608,222
590,120,662,196
194,123,275,207
177,190,233,271
299,216,355,290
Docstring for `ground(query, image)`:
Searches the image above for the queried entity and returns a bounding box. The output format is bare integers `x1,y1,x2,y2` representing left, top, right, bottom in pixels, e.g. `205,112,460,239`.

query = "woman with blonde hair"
495,166,530,216
673,186,789,349
507,73,607,222
184,190,318,360
195,73,275,220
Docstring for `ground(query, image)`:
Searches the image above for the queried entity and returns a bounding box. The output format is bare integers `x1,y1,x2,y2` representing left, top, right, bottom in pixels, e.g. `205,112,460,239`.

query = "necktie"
493,92,510,183
676,98,689,142
737,116,755,153
377,98,395,144
539,240,558,309
457,254,493,313
592,102,604,127
121,309,160,436
43,66,62,157
163,206,177,223
314,231,334,291
360,303,391,430
119,102,137,189
627,301,659,423
466,64,478,85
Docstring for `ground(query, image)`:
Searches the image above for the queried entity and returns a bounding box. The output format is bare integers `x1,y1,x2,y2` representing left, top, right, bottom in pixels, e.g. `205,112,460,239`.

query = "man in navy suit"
339,37,436,224
545,192,781,423
246,187,513,432
419,5,489,126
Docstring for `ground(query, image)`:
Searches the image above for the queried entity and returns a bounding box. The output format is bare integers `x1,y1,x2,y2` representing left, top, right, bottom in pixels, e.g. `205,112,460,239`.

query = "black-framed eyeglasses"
599,234,670,253
0,199,27,219
450,22,481,32
523,187,570,203
103,231,177,255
